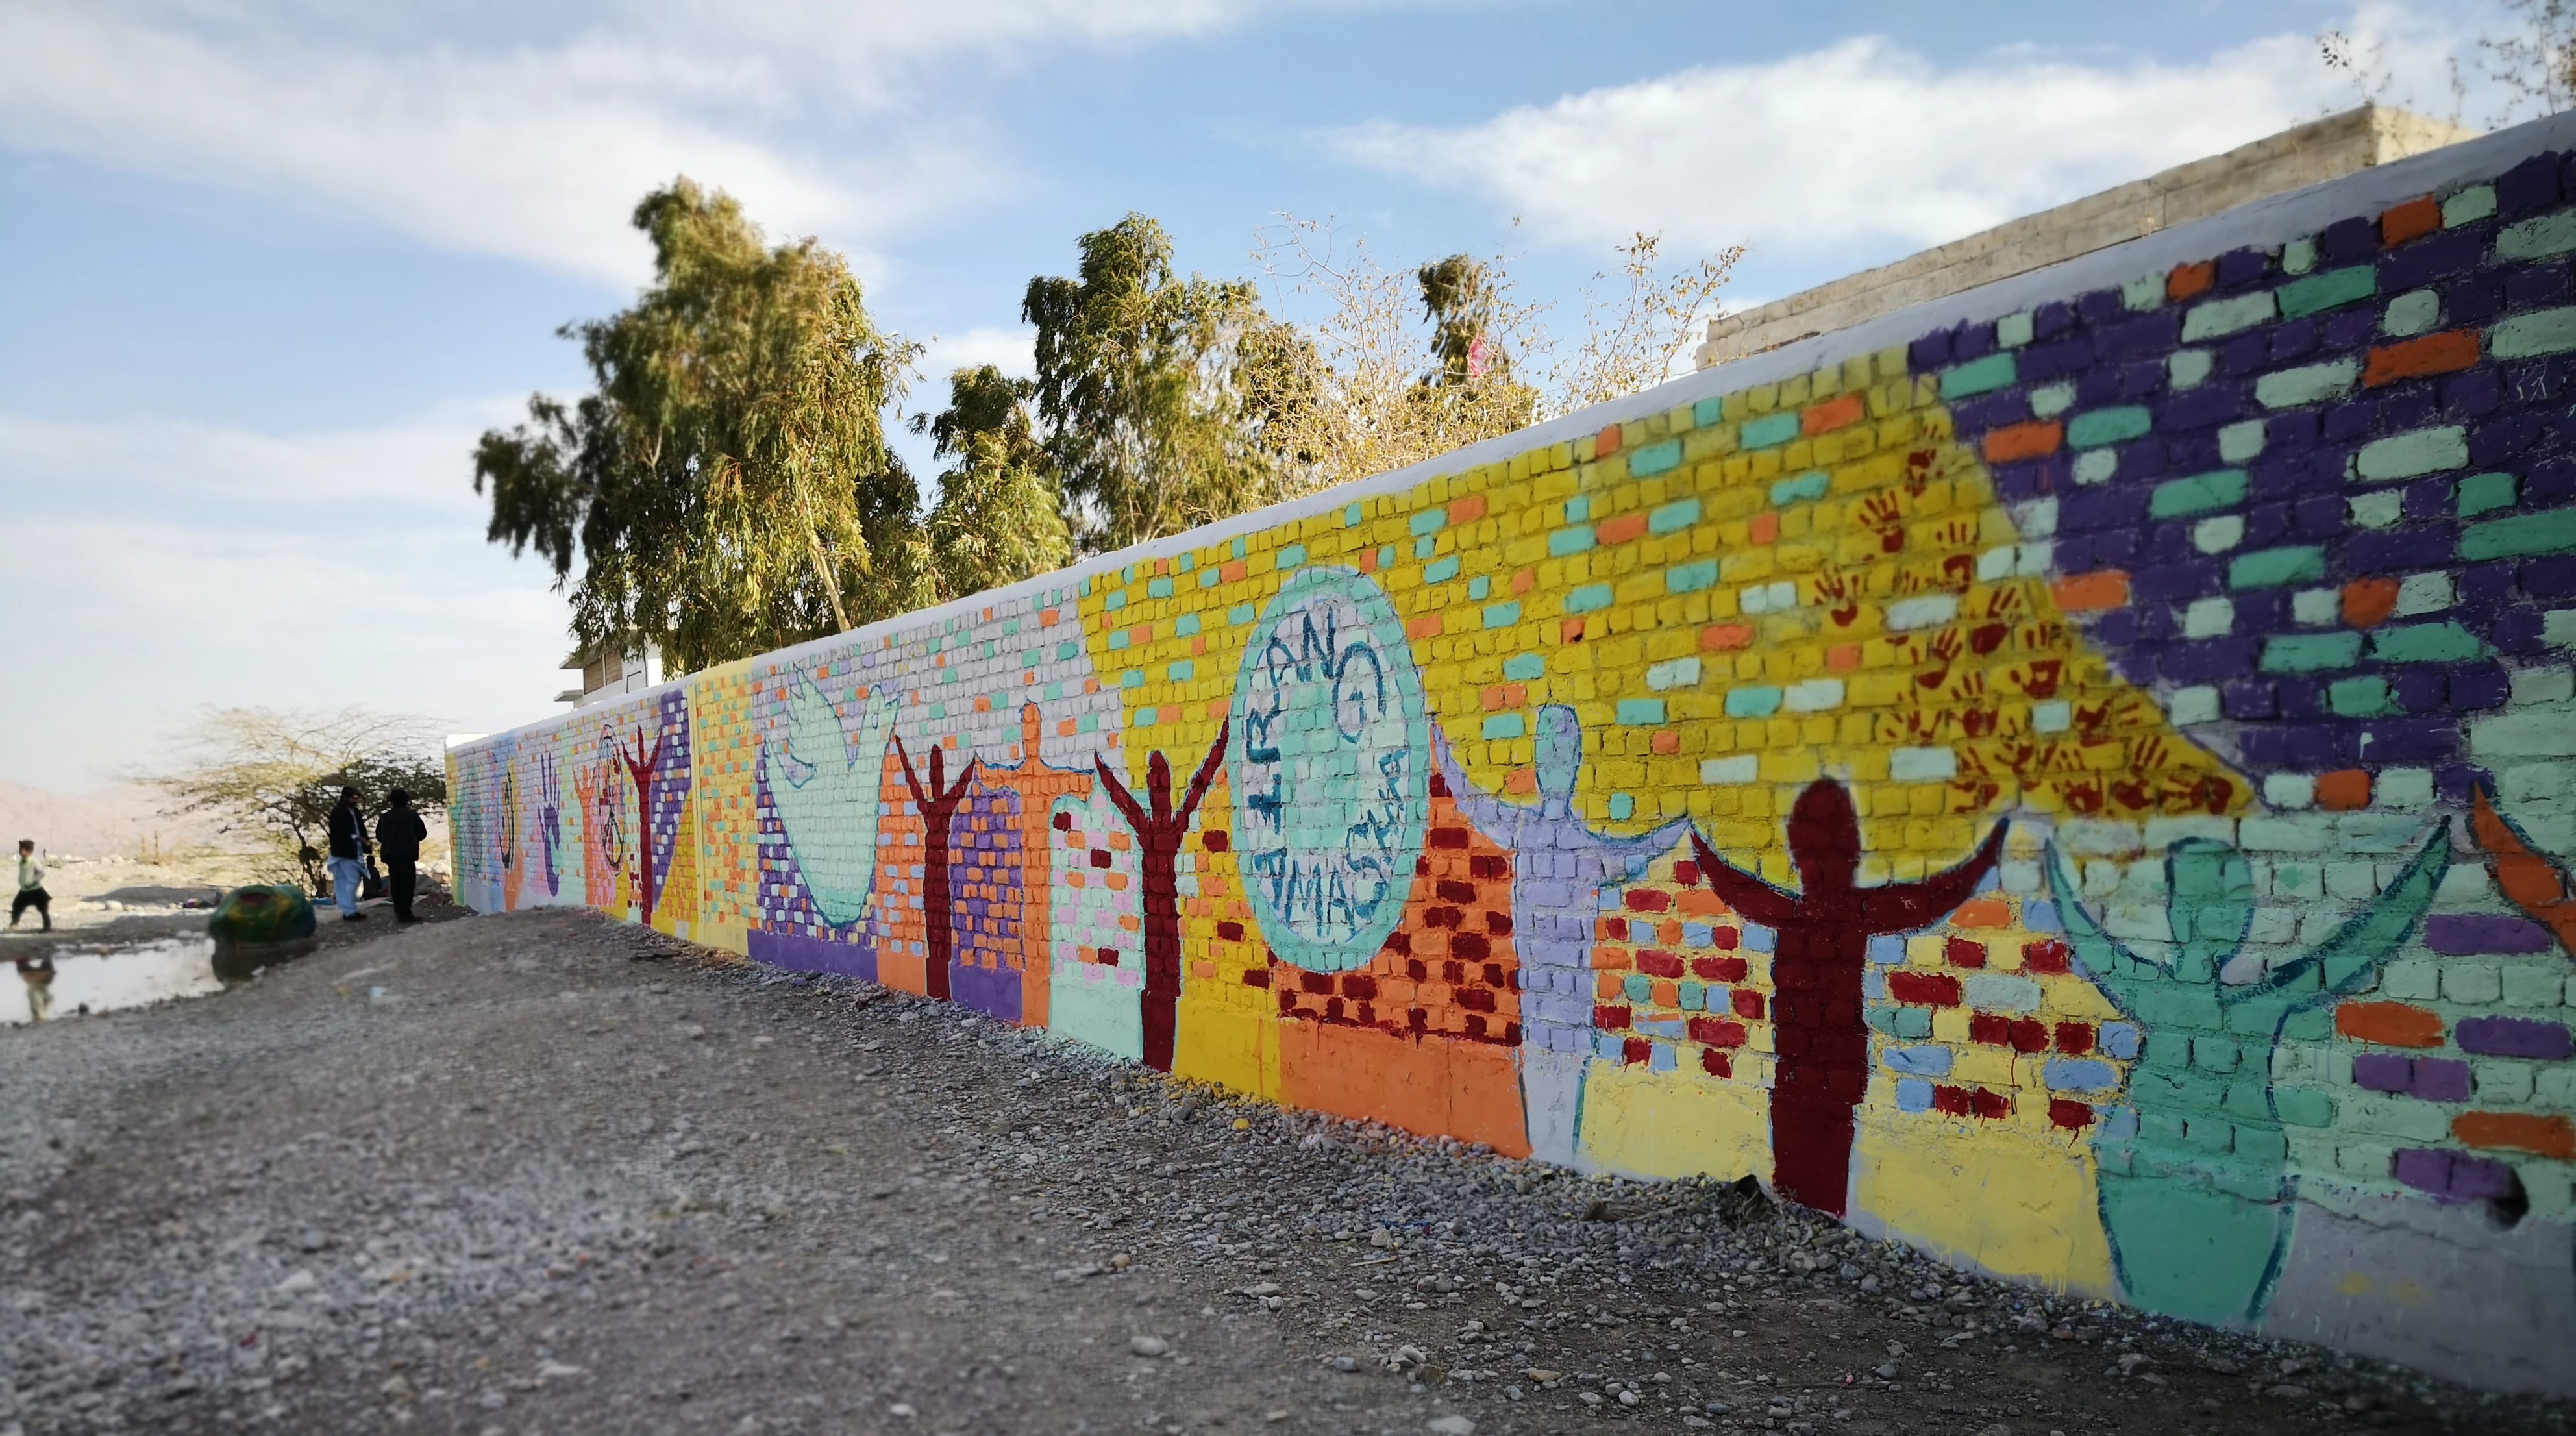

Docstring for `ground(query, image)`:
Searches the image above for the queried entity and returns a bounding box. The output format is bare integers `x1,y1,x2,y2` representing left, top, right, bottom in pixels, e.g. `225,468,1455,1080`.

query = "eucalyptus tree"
917,364,1072,600
474,179,929,674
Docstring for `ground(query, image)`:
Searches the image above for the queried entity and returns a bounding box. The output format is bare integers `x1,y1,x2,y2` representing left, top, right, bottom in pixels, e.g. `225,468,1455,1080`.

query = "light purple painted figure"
1432,704,1687,1164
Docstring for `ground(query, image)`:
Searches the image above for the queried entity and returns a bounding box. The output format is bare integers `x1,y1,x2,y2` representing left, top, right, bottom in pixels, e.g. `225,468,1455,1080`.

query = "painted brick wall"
447,116,2576,1394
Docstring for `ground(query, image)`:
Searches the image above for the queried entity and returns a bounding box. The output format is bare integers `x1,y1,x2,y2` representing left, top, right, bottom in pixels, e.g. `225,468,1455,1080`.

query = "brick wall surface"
449,114,2576,1394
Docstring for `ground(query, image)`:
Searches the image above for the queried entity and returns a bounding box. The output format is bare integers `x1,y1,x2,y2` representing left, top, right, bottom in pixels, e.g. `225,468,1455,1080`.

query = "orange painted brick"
1448,493,1489,525
1983,420,2064,463
1406,613,1444,640
1827,643,1863,671
2166,261,2216,302
2381,196,2441,247
2314,770,2372,811
1596,423,1625,458
2341,576,2399,628
1750,512,1780,545
1511,568,1535,594
1949,898,2011,928
1596,512,1648,545
2051,570,2130,613
2452,1111,2576,1158
1802,391,1866,436
2365,330,2481,387
1561,618,1587,643
1650,730,1680,754
1504,769,1538,795
1701,623,1754,650
2336,1001,2446,1048
1356,547,1380,573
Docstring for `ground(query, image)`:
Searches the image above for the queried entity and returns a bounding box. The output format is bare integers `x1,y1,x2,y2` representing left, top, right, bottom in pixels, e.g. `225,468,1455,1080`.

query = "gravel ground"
1,908,2568,1436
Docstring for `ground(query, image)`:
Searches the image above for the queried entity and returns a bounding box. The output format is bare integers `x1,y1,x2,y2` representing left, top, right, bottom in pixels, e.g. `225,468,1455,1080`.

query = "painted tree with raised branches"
894,736,978,1002
1095,723,1230,1072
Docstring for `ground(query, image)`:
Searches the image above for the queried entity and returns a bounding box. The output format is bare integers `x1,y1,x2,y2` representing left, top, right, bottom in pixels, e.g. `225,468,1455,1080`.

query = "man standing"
325,787,371,922
375,789,428,925
10,839,49,931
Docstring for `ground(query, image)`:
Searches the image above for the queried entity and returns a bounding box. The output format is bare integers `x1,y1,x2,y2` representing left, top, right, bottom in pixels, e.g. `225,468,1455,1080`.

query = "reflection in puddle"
3,937,229,1025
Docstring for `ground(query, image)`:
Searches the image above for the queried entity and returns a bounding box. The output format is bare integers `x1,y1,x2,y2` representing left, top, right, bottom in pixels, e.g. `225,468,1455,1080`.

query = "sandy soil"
0,909,2564,1436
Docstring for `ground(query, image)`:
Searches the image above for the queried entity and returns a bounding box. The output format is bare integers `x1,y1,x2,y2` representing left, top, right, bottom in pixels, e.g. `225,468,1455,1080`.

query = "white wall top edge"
459,108,2576,751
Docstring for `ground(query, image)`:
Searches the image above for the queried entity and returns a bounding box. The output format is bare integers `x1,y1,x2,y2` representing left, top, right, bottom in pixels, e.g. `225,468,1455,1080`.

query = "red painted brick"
1970,1012,2012,1045
1945,937,1988,969
1594,1004,1633,1031
1932,1085,1973,1116
1730,988,1766,1019
1636,948,1685,978
1701,1049,1733,1079
1970,1088,2011,1120
1622,1037,1652,1065
2049,1098,2095,1130
2022,939,2071,975
2053,1022,2095,1055
2008,1019,2050,1054
1689,1016,1749,1048
1887,972,1963,1007
1692,955,1749,983
1624,888,1672,913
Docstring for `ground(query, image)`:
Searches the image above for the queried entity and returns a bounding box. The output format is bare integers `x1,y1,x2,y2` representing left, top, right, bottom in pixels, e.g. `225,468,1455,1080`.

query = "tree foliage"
157,708,448,892
474,179,928,675
1023,214,1296,552
917,365,1074,600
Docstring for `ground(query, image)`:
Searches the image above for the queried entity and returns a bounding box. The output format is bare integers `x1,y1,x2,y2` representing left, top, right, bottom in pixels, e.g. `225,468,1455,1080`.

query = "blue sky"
0,0,2532,788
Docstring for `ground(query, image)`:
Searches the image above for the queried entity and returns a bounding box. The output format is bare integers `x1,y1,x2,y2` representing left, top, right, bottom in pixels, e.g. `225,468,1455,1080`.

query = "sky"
0,0,2545,789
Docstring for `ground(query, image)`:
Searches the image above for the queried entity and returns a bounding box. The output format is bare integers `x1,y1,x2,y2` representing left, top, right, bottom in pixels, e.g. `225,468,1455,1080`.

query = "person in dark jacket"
325,786,371,922
375,789,429,924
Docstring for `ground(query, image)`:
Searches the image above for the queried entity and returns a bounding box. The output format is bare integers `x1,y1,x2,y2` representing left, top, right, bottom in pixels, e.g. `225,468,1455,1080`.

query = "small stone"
1426,1417,1476,1435
1130,1335,1170,1357
1264,1412,1290,1424
2265,1383,2310,1400
889,1402,917,1418
275,1270,317,1294
1522,1369,1563,1385
1331,1356,1359,1374
537,1361,584,1380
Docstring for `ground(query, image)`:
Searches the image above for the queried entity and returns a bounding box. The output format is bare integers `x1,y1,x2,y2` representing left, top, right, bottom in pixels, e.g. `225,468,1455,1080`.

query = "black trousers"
388,861,418,920
10,887,47,928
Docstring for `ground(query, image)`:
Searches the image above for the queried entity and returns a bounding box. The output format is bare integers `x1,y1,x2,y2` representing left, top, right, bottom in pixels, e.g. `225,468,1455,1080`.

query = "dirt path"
0,910,2562,1436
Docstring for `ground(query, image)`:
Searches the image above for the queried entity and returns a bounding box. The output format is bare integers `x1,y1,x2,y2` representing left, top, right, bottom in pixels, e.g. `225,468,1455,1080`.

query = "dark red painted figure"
1095,721,1230,1073
1689,780,2006,1216
617,725,669,922
894,736,978,1003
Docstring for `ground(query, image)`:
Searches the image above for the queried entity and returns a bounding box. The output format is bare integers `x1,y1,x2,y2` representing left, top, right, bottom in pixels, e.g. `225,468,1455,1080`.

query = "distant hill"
0,780,235,860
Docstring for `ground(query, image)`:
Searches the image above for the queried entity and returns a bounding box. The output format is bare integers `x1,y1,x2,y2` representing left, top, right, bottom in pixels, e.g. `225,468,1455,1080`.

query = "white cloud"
917,325,1039,385
1330,5,2496,265
0,0,1281,284
0,407,575,787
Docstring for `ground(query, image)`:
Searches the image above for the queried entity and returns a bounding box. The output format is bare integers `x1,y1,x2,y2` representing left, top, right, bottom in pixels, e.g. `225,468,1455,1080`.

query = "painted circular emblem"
1228,565,1429,973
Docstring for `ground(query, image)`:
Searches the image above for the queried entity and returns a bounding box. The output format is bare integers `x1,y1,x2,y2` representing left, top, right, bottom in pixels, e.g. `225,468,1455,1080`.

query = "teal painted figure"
767,672,898,927
2044,826,2450,1326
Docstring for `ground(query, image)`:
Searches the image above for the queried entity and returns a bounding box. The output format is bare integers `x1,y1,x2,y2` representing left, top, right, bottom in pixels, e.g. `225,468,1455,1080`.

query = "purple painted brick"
1953,323,1998,362
2438,763,2483,805
2519,554,2576,599
2020,336,2092,382
2381,383,2438,430
2505,261,2570,310
2130,557,2220,604
2090,608,2138,647
2159,385,2248,431
2268,409,2322,449
1953,391,2027,430
2088,528,2142,567
2497,152,2562,217
2322,309,2380,352
2163,638,2255,684
2446,276,2503,327
2323,399,2379,445
2353,1052,2414,1094
2425,914,2558,956
2449,1154,2520,1202
2361,719,2456,763
2077,288,2127,326
2394,669,2448,714
2277,678,2327,720
2412,1058,2473,1103
1909,330,1952,369
2271,317,2321,364
2216,247,2268,288
2345,528,2430,573
2529,458,2576,506
2099,312,2181,360
2033,300,2075,340
2223,680,2277,718
2390,1146,2453,1195
2457,1015,2573,1059
2493,606,2549,654
2114,650,2158,686
1990,458,2061,502
2076,367,2125,407
2382,230,2485,290
2401,478,2451,522
2449,663,2511,711
2440,366,2501,421
2219,330,2270,377
2460,561,2516,606
2244,501,2292,547
2322,216,2379,262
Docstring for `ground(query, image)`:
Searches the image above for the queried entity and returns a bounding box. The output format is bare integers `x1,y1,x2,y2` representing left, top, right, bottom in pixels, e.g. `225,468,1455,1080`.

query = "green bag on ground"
208,885,318,947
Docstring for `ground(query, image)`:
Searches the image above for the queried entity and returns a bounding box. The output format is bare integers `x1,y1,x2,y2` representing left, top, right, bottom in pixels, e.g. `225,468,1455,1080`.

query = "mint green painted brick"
1465,574,1489,600
1167,660,1195,682
2255,358,2357,409
1725,686,1783,718
1106,632,1130,652
1424,556,1461,583
1548,526,1595,557
1629,439,1682,477
1565,584,1613,614
1147,576,1172,597
1103,591,1127,611
1649,498,1700,534
2354,427,2468,482
1482,600,1522,628
1228,604,1256,626
1997,311,2035,348
1120,671,1143,689
1770,471,1830,506
1276,543,1307,568
1407,509,1446,536
2500,212,2576,260
1692,397,1724,428
2282,238,2317,275
1174,613,1201,636
1056,641,1081,660
2492,306,2576,358
1343,503,1364,526
2262,633,2364,672
2227,546,2325,589
2181,291,2276,341
2460,506,2576,560
2067,406,2152,448
2150,469,2248,519
1616,698,1666,726
2457,472,2517,518
2277,265,2377,318
2273,1088,2335,1127
1198,568,1220,588
1481,713,1526,740
2443,184,2497,227
1502,654,1546,681
2327,676,2396,717
1666,559,1719,593
1940,353,2016,400
2373,621,2485,663
1566,496,1591,521
1740,413,1800,449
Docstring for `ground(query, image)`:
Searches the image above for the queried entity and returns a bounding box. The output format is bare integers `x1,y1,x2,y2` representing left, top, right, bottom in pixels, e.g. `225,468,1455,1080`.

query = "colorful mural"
450,119,2576,1394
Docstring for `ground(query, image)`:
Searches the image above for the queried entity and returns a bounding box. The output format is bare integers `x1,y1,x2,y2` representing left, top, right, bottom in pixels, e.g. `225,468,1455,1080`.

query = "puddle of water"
2,937,229,1024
